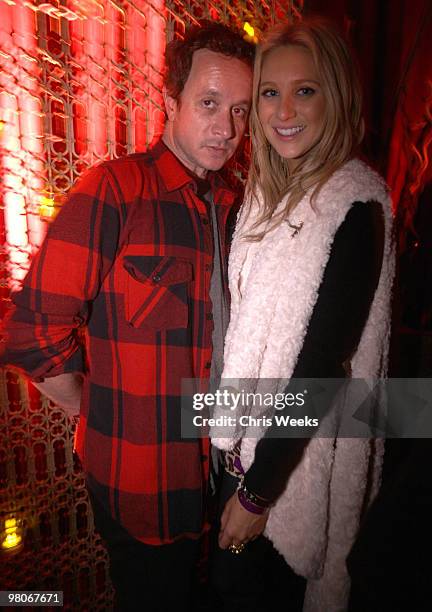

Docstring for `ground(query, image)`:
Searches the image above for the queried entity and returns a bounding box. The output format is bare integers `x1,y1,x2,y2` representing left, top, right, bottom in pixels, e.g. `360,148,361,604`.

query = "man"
1,21,253,611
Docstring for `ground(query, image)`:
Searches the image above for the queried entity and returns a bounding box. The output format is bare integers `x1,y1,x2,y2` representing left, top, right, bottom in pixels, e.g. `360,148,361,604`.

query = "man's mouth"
206,145,228,154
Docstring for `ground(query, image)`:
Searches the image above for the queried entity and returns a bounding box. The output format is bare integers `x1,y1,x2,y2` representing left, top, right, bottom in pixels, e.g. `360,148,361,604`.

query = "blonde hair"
246,17,364,239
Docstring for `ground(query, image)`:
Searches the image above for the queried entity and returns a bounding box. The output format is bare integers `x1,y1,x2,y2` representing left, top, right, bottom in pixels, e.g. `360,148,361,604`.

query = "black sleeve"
243,201,385,502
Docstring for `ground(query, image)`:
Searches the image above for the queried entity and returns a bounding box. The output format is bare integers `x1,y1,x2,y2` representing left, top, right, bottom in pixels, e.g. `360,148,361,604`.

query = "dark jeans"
208,472,306,612
88,490,202,612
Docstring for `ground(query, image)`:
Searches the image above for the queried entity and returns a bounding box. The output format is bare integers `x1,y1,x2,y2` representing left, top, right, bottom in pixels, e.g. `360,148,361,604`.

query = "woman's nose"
277,96,296,121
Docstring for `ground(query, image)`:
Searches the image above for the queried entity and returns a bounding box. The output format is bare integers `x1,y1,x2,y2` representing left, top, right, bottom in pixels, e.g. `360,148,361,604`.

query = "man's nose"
212,111,235,139
277,95,296,121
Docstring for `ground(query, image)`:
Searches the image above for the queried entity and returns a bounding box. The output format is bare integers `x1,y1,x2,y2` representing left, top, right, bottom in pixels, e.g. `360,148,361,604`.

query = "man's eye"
261,89,278,97
232,107,246,118
202,99,216,108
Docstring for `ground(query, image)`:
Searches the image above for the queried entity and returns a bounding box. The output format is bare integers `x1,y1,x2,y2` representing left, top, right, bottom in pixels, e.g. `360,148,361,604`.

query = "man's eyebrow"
198,89,250,106
199,89,221,97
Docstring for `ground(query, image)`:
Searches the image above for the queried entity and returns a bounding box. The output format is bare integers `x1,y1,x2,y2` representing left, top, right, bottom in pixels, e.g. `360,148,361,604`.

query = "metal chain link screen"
0,1,302,609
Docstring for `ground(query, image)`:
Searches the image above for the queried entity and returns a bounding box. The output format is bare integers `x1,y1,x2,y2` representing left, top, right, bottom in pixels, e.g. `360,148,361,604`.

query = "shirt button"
206,313,213,321
205,361,211,369
201,454,208,462
205,264,211,272
202,218,209,225
153,274,161,282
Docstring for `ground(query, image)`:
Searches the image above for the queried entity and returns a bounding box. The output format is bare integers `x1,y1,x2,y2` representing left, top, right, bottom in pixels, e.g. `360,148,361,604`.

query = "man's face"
163,49,252,178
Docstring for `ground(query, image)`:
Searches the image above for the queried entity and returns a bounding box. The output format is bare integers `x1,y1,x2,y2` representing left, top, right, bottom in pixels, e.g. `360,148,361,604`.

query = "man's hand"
32,373,83,418
218,491,269,549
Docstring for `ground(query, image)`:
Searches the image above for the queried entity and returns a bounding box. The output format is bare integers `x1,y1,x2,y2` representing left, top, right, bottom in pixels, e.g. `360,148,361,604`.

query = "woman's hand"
218,492,269,549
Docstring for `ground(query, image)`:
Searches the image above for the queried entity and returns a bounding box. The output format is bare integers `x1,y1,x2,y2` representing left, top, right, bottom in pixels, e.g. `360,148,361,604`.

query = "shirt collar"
151,139,237,206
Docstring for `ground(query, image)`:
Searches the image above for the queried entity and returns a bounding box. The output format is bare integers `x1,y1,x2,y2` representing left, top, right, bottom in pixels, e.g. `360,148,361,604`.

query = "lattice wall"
0,1,302,609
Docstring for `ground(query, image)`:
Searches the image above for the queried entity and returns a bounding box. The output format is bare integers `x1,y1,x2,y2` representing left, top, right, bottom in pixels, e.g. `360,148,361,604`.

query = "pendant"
286,220,304,238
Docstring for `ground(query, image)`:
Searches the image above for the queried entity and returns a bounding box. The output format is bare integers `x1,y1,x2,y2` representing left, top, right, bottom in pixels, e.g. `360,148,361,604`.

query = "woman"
210,18,394,612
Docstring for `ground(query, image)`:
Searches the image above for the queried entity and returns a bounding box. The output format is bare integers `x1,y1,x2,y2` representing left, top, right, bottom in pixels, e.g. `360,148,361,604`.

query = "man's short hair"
165,20,255,101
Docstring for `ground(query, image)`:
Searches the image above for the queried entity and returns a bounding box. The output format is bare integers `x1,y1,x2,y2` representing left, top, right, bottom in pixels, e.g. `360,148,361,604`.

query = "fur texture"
211,159,395,611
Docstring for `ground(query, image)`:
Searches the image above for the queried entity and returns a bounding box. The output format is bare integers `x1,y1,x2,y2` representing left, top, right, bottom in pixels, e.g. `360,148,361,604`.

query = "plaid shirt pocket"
122,255,194,329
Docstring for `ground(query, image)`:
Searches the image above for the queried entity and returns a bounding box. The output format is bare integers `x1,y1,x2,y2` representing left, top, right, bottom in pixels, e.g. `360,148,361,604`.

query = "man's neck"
161,133,208,180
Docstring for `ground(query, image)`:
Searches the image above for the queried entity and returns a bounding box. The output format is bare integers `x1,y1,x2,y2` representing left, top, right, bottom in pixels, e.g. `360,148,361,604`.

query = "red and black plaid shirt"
1,140,240,544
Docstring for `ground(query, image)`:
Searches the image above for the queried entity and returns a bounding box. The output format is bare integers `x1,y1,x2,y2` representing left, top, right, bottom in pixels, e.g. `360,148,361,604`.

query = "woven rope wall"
0,1,302,609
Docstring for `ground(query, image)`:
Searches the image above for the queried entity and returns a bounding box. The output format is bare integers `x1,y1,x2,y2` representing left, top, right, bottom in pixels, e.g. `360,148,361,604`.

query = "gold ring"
228,543,245,554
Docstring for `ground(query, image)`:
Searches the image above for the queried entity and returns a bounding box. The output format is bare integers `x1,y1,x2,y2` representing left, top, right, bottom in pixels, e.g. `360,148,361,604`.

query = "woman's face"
258,44,326,171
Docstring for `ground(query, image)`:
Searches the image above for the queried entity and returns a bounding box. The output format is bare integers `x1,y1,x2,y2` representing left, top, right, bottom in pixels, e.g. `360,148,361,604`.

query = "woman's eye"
297,87,315,96
261,89,278,97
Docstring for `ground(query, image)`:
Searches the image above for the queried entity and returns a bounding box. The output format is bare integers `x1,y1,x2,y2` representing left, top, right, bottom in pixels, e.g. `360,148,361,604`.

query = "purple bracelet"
237,488,267,515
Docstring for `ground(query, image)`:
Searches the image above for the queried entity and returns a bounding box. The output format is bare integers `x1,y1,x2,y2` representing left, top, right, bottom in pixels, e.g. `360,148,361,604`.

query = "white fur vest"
211,159,395,612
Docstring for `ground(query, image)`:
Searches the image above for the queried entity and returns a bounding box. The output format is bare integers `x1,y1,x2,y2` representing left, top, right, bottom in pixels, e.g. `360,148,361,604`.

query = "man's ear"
163,87,177,122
